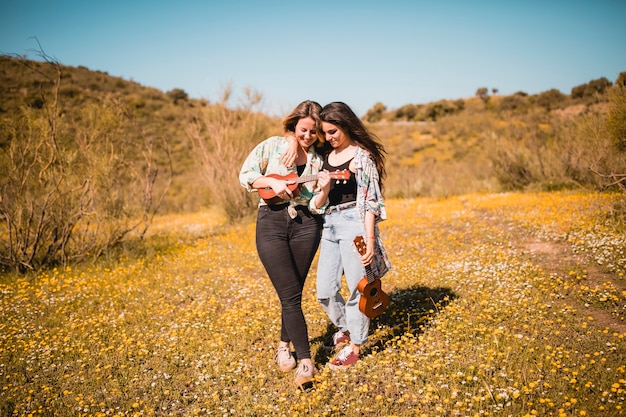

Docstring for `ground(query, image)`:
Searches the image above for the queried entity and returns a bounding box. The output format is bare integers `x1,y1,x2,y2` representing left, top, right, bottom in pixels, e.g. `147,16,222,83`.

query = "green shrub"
535,88,567,111
607,82,626,151
0,59,171,273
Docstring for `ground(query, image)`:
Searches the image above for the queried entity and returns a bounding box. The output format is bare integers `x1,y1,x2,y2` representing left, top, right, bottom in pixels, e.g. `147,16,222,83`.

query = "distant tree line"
364,74,625,123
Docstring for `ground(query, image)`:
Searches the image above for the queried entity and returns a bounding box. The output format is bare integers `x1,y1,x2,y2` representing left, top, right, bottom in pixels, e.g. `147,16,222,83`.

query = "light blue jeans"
316,206,370,345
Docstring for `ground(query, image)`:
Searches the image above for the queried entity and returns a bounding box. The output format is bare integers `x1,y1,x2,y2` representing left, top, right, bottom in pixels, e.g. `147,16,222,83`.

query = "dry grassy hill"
2,55,623,211
0,55,285,213
1,54,624,274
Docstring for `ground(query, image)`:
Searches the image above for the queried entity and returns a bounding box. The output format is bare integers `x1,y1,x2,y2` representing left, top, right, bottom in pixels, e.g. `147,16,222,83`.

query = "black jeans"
255,204,322,360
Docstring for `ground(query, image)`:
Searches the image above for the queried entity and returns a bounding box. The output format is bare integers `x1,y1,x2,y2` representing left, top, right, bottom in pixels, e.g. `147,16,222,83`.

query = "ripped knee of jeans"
318,298,329,307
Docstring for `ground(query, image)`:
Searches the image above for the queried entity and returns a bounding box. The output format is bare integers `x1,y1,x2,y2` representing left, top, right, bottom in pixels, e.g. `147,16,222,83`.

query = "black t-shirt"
323,157,357,206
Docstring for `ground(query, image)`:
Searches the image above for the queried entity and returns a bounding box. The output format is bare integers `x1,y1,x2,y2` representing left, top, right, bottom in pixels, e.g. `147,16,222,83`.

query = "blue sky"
1,0,625,116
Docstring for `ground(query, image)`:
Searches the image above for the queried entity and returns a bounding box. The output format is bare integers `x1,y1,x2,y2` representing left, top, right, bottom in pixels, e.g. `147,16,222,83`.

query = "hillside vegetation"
0,53,625,272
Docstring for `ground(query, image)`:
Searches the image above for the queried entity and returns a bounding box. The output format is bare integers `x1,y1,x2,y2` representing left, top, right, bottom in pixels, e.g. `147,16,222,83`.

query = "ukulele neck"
295,174,317,184
365,265,376,284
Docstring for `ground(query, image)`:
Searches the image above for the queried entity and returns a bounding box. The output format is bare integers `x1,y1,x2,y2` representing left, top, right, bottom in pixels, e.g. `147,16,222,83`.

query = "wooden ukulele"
258,170,350,205
354,235,390,318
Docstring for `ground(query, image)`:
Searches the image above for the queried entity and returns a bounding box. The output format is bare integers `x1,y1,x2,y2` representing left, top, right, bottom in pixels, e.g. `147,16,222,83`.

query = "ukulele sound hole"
369,288,378,296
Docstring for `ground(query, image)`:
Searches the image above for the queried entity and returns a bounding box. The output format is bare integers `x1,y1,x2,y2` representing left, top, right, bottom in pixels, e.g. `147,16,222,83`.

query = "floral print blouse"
353,146,392,278
239,136,327,215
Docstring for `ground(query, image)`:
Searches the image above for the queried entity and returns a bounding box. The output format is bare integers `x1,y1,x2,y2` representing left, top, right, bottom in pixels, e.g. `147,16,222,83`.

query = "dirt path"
522,239,626,334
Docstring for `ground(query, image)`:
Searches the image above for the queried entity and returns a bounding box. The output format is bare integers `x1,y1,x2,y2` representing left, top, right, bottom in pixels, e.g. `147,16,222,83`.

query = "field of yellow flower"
1,191,624,416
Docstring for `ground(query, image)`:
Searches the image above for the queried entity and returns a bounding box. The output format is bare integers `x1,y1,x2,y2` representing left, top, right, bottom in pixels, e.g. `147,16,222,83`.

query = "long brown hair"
319,101,387,184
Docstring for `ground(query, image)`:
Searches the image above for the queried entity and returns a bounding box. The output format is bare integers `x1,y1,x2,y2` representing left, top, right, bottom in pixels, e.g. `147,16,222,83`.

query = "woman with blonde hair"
239,100,330,386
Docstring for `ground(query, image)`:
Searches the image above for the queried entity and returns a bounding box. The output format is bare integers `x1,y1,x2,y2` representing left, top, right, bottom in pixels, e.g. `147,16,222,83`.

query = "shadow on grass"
311,284,457,366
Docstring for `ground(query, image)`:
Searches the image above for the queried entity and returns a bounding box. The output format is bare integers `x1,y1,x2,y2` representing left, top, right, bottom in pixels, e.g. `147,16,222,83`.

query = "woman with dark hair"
314,101,391,369
239,100,330,386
